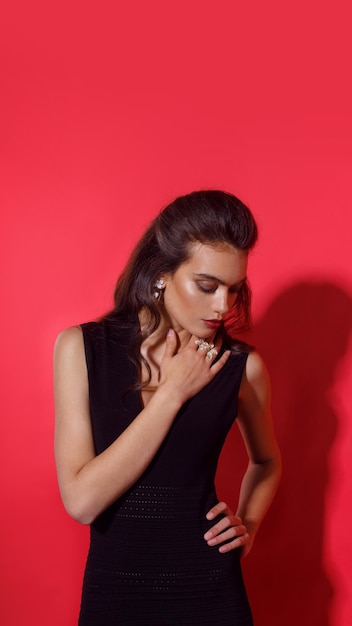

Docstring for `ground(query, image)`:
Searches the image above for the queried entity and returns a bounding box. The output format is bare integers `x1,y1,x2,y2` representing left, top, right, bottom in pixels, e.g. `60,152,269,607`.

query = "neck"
138,309,192,351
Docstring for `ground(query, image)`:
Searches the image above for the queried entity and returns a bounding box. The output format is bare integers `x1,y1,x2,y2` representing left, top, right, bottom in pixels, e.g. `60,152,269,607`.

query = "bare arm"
204,352,281,555
235,352,281,552
54,326,230,525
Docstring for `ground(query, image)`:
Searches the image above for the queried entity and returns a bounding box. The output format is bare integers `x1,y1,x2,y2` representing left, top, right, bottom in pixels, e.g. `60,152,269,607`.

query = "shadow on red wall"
217,280,352,626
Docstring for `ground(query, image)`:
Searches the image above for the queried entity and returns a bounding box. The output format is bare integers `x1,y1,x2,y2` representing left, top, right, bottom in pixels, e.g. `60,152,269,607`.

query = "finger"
204,523,247,545
206,501,235,520
218,533,250,554
208,350,231,375
204,515,244,539
163,328,178,358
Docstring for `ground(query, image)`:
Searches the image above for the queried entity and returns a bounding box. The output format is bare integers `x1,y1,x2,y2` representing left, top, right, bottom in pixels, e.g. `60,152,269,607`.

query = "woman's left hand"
204,501,252,557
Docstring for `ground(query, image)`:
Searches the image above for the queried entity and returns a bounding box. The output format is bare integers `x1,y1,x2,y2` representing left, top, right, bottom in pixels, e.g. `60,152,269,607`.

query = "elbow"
268,450,282,480
61,493,99,526
68,508,95,526
251,449,282,482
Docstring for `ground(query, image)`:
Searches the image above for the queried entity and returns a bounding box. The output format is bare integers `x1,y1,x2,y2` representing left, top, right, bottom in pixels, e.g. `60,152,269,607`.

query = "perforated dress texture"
78,319,253,625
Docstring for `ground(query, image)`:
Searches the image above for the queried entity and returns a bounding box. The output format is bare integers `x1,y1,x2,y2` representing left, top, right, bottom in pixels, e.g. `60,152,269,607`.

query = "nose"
213,289,233,316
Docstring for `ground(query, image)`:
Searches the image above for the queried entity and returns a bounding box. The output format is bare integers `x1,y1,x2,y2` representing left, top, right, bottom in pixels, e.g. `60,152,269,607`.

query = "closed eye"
196,281,246,295
196,282,218,294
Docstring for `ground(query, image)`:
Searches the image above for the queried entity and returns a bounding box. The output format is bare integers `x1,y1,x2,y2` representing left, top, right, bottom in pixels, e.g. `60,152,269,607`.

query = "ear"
158,270,174,285
156,271,174,287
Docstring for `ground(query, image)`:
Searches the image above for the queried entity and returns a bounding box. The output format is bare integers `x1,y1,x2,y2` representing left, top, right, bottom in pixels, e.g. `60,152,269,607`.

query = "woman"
54,190,281,625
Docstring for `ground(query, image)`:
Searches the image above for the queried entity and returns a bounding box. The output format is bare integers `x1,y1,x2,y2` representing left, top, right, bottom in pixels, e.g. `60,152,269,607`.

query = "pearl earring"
153,278,165,300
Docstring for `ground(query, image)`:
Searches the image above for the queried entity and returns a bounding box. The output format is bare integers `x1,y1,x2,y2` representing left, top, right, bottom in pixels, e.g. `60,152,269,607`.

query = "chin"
199,330,215,341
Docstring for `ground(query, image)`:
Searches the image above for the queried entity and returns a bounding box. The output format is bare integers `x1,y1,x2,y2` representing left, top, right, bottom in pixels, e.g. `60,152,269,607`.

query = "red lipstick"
202,319,222,330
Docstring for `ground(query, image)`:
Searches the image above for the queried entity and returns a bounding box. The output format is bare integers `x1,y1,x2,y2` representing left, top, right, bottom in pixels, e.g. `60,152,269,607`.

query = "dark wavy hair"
106,190,258,384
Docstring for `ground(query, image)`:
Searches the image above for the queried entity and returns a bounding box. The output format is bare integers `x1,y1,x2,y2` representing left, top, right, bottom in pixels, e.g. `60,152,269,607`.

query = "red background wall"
1,2,351,625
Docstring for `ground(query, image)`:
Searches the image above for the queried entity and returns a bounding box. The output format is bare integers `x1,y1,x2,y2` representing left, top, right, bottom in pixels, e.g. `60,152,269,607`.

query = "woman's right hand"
158,329,231,404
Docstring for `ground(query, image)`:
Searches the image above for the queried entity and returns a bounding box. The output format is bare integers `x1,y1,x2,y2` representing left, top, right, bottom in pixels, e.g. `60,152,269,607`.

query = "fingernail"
204,531,212,540
167,329,173,337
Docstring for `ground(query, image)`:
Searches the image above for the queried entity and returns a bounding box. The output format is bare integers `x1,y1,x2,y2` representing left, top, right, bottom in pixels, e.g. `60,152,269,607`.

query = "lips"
202,319,222,330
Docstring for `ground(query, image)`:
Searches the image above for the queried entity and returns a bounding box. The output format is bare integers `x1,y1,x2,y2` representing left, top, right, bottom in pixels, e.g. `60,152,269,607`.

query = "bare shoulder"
54,325,83,354
244,351,270,384
54,325,86,367
53,326,87,388
239,351,271,404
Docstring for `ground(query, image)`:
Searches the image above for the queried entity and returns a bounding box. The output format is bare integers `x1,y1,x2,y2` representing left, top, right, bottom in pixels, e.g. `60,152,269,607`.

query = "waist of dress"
112,482,218,522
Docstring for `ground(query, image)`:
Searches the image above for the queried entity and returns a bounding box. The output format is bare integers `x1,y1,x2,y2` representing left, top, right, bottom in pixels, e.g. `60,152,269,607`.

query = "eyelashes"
197,283,217,294
196,282,244,295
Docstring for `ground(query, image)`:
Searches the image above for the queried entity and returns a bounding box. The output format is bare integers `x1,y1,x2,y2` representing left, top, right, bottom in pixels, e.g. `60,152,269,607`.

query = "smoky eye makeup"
196,282,218,293
197,279,246,292
193,273,247,295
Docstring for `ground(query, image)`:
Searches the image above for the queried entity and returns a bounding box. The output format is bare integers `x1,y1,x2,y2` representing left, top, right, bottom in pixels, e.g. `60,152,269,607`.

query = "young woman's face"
161,242,248,340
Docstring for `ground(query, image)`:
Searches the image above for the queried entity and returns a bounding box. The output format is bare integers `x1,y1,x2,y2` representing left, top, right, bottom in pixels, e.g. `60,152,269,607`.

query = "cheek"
165,282,194,311
183,284,207,311
172,280,198,304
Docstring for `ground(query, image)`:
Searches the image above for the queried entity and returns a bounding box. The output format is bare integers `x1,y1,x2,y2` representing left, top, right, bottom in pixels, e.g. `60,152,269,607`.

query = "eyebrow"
193,273,247,288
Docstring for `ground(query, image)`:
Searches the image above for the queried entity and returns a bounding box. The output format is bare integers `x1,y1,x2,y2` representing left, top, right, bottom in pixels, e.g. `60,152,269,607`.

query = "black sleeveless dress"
78,318,253,626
